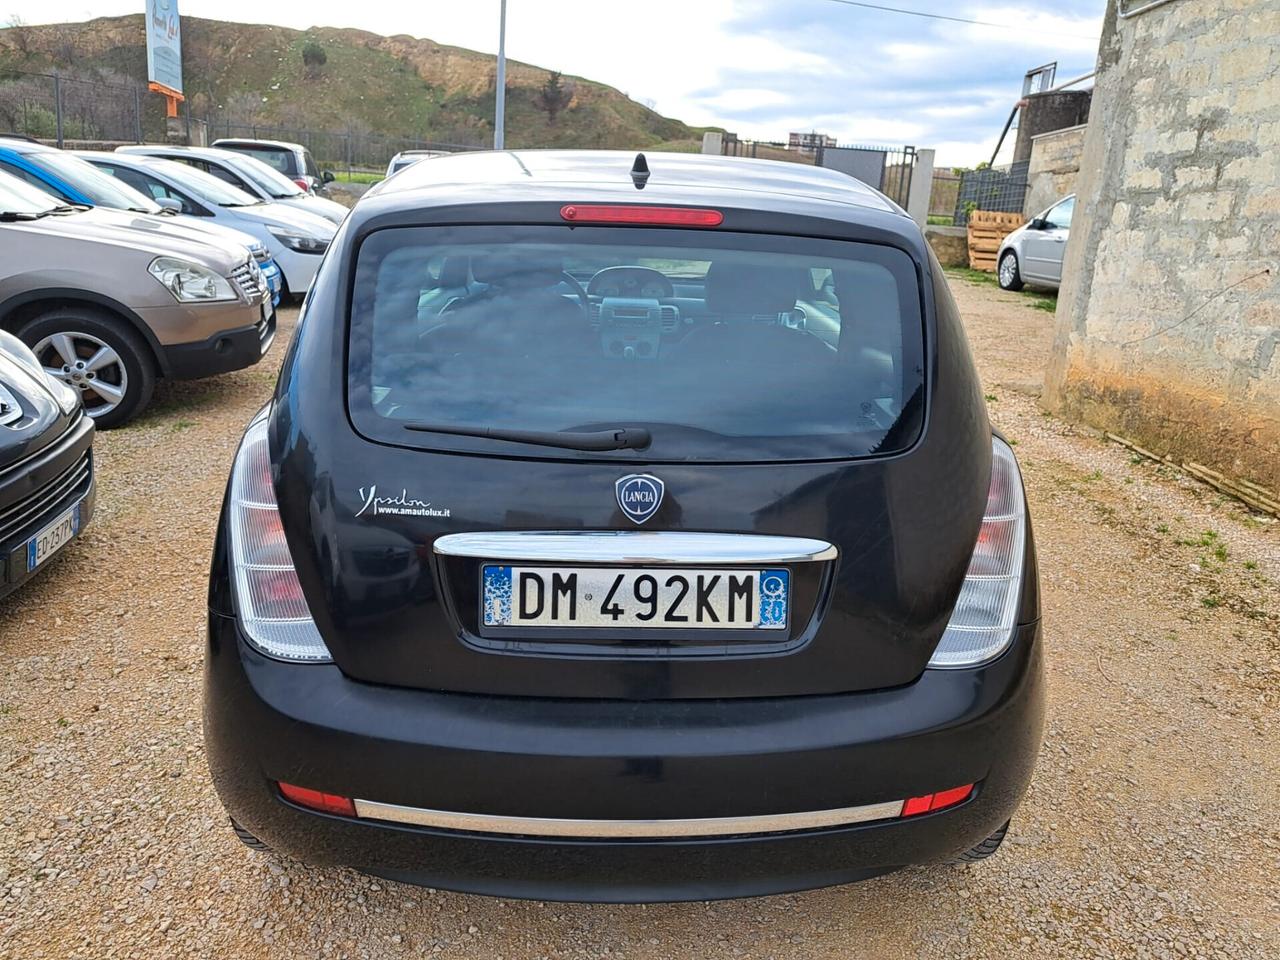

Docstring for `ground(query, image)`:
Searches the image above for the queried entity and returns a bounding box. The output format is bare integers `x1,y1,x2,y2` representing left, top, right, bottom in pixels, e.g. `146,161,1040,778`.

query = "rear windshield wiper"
404,421,652,452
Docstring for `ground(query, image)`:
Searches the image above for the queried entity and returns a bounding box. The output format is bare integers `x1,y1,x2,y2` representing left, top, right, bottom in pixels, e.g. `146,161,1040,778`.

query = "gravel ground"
1,280,1277,959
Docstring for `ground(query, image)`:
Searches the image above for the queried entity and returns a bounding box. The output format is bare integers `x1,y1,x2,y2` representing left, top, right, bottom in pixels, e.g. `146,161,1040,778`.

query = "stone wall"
924,226,968,268
1044,0,1280,493
1024,124,1088,218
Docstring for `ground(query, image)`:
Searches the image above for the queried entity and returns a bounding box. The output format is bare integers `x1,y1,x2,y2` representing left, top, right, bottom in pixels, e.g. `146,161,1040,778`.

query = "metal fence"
0,68,484,172
721,137,918,209
0,70,149,145
953,160,1031,225
193,120,482,173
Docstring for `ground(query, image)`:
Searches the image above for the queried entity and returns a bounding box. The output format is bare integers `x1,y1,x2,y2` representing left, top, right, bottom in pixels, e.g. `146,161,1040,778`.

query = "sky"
8,0,1106,167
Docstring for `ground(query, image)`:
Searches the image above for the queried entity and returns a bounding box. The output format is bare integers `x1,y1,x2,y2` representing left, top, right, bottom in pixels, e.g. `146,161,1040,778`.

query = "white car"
996,195,1075,292
385,150,448,178
82,153,335,300
116,145,348,225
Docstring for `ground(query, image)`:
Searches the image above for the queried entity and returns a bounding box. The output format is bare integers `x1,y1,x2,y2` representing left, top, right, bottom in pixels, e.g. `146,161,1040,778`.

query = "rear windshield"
348,226,925,462
225,145,296,176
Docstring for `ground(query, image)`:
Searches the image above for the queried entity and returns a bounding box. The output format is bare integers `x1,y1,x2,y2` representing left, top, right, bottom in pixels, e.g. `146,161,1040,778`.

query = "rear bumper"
204,615,1045,902
162,309,276,380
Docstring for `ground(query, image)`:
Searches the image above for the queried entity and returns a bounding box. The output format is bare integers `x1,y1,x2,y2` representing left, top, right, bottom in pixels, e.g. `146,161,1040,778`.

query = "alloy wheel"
33,331,129,419
999,254,1017,288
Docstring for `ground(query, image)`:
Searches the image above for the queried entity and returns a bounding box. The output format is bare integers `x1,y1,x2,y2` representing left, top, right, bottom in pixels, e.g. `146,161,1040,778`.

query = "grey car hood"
11,208,247,273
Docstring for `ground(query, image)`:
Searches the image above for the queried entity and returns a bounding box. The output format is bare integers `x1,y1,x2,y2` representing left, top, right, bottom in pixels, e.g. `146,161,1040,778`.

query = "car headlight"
0,330,79,415
268,226,330,254
148,257,237,303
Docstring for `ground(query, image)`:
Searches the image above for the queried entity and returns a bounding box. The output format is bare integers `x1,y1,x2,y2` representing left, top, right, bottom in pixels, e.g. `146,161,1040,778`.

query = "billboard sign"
145,0,184,96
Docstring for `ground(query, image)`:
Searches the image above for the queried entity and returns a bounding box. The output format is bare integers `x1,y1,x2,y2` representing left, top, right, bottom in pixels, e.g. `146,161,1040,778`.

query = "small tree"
302,40,327,78
536,70,574,124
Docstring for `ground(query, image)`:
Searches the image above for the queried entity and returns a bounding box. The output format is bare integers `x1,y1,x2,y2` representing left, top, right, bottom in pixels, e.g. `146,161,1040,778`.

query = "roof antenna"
630,153,650,190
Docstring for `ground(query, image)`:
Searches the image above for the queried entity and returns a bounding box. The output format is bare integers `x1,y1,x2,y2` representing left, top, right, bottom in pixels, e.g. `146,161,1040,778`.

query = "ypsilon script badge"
615,474,665,525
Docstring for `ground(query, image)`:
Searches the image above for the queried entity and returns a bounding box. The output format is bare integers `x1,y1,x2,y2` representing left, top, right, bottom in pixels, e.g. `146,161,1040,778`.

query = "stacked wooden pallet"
967,211,1025,272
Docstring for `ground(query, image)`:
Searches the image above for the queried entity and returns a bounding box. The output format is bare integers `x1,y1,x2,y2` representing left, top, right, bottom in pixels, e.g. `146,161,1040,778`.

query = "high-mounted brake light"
928,436,1028,669
560,204,723,227
227,416,333,662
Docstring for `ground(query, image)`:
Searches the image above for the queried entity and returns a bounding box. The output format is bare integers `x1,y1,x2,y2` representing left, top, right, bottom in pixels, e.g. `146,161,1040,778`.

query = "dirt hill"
0,14,705,151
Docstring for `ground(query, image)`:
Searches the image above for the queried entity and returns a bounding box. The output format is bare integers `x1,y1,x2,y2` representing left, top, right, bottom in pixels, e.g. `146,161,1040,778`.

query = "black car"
0,330,94,600
205,151,1044,903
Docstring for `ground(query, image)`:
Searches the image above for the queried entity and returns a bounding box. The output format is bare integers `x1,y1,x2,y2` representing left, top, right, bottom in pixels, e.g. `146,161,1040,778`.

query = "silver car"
116,145,347,225
997,195,1074,292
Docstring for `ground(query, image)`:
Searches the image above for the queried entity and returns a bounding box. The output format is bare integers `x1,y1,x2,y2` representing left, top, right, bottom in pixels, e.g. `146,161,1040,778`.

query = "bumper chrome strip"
433,531,838,565
352,798,904,839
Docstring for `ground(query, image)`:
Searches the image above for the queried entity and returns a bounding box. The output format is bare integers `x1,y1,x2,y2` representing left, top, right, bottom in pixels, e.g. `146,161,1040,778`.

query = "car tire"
18,307,156,429
997,251,1024,291
230,818,271,851
951,820,1009,863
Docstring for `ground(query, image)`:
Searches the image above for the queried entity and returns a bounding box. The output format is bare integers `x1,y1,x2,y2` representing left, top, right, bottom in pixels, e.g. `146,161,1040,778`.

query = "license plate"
26,502,81,572
482,565,789,630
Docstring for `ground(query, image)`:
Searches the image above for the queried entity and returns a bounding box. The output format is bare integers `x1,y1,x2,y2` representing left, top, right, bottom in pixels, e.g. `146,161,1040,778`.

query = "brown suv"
0,172,274,427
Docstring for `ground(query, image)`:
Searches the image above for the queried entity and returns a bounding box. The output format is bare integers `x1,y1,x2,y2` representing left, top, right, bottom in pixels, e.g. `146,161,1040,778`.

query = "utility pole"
494,0,507,150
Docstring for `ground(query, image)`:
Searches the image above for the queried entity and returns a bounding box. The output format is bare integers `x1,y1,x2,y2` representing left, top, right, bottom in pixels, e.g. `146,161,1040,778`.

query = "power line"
817,0,1101,40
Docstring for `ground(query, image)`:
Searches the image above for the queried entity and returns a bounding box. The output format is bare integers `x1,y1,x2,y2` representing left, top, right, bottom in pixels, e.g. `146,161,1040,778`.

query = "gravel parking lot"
1,278,1276,960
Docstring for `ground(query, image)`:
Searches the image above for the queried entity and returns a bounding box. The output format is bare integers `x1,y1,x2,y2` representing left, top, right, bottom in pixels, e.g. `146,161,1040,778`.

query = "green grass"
984,393,998,402
945,267,998,287
926,215,954,226
1244,560,1258,570
1201,593,1223,609
1030,296,1058,312
334,170,384,185
1156,523,1170,534
1176,529,1221,548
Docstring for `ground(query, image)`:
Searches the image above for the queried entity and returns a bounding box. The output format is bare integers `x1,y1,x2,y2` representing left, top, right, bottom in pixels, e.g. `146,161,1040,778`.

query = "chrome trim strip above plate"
433,531,838,565
352,798,904,839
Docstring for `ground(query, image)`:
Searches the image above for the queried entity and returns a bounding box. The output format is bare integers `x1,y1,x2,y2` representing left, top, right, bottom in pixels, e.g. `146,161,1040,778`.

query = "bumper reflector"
275,781,978,837
901,784,975,817
278,781,356,817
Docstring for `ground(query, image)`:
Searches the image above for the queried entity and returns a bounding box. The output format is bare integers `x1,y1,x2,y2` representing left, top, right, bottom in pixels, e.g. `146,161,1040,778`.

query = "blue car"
0,135,280,307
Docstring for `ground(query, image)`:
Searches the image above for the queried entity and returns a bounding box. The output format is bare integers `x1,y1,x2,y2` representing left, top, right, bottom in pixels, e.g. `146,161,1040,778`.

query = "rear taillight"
227,416,333,662
928,436,1027,668
292,177,311,192
278,781,355,816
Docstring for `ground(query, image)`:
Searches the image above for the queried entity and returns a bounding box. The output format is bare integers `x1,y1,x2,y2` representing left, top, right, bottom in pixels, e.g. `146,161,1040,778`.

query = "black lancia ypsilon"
205,151,1044,902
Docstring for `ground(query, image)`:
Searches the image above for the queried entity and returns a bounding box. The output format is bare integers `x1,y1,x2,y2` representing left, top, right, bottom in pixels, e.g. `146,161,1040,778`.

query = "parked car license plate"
482,565,789,630
26,502,81,572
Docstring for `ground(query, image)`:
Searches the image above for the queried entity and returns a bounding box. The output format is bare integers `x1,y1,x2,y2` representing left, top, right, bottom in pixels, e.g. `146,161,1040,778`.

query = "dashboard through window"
348,225,925,462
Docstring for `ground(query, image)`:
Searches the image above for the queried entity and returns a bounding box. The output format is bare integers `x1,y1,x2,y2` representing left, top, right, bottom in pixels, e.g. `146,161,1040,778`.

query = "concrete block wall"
1024,124,1088,218
1044,0,1280,492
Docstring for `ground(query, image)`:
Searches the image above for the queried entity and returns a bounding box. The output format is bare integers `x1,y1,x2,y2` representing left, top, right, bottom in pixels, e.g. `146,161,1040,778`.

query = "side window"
303,151,319,178
131,171,201,216
1046,197,1075,230
0,161,67,200
206,164,250,190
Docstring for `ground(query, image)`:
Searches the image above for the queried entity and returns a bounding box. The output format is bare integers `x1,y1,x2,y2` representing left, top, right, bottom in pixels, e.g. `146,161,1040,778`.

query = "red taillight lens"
278,782,356,817
292,178,311,192
901,784,975,817
560,204,723,227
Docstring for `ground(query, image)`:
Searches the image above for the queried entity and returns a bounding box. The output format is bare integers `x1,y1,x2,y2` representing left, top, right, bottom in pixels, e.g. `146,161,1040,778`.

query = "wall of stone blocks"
1044,0,1280,493
1024,125,1088,218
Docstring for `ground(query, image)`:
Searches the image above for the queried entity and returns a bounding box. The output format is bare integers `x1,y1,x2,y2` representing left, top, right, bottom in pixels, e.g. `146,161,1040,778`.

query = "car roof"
372,150,902,218
120,144,247,164
0,138,57,156
213,138,303,152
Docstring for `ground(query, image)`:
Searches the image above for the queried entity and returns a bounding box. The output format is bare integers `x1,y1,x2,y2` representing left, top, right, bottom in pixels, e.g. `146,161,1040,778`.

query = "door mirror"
1027,217,1048,231
321,170,336,184
154,197,183,213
